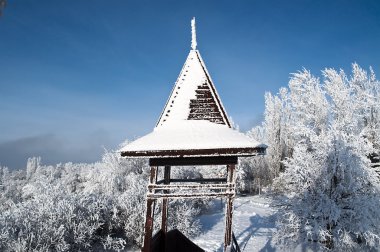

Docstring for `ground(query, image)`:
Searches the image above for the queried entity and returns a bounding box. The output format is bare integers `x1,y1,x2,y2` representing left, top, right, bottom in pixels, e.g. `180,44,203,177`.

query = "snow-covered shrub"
0,147,208,251
0,151,149,251
271,64,380,250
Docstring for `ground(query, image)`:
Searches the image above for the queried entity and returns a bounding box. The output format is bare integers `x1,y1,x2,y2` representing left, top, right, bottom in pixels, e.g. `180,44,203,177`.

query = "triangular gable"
156,49,231,128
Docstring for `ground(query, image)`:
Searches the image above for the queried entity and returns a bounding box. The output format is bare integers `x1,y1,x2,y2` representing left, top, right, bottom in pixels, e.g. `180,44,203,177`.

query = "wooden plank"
142,167,157,252
169,178,227,183
149,166,157,185
224,197,234,250
149,156,238,166
189,102,219,108
194,51,231,128
156,178,227,184
224,164,235,251
142,199,154,252
147,192,235,199
164,166,171,183
161,166,170,234
149,183,231,190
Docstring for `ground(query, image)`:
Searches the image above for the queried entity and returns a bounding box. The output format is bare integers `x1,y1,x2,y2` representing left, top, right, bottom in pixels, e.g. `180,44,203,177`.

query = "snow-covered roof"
120,18,266,158
156,49,230,128
121,121,266,157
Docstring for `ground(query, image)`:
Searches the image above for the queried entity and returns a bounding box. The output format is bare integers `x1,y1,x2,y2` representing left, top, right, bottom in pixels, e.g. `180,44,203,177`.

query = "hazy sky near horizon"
1,0,380,169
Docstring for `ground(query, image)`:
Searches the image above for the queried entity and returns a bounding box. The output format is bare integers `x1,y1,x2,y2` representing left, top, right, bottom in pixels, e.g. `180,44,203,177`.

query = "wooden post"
161,165,171,233
224,164,235,251
142,166,157,252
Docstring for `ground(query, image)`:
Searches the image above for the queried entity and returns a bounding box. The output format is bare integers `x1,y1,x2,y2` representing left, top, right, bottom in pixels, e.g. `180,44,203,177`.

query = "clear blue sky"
1,0,380,169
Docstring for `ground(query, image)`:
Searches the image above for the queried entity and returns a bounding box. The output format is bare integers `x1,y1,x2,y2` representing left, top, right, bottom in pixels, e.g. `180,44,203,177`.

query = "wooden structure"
120,18,266,252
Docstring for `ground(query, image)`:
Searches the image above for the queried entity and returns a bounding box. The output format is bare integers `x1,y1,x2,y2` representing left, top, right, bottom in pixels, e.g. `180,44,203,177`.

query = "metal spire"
191,17,197,50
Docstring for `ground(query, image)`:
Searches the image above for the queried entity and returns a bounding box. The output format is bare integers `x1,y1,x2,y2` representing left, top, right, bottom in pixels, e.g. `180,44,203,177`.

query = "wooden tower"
120,18,267,252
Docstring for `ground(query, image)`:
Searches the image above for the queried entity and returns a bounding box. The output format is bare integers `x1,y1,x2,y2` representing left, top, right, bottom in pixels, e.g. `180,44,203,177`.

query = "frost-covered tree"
273,64,380,250
349,64,380,174
0,144,205,251
237,126,271,194
263,87,296,179
237,155,269,194
263,92,283,177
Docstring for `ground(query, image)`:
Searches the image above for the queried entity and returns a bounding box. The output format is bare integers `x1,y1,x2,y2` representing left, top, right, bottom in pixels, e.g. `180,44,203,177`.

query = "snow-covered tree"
237,126,271,194
0,144,205,251
263,87,296,180
273,64,380,250
263,92,284,178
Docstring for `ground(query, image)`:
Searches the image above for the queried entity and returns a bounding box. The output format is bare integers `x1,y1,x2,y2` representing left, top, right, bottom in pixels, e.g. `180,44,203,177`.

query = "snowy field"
194,195,277,252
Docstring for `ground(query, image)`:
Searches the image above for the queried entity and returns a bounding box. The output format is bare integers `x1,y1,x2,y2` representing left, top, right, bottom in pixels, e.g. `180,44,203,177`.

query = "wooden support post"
161,165,171,234
224,164,235,251
142,166,157,252
142,199,154,252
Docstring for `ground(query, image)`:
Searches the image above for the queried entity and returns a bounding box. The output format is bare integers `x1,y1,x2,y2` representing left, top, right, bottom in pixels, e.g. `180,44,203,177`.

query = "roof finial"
191,17,197,50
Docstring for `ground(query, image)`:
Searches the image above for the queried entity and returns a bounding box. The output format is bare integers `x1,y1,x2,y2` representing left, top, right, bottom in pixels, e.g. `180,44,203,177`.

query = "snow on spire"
191,17,197,50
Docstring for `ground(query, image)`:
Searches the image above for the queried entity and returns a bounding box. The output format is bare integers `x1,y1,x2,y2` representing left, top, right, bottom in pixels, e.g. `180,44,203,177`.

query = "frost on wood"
187,82,225,124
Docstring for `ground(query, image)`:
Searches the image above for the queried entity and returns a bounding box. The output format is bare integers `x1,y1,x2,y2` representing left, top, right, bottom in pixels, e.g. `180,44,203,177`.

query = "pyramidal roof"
156,48,230,128
156,18,230,128
120,18,266,158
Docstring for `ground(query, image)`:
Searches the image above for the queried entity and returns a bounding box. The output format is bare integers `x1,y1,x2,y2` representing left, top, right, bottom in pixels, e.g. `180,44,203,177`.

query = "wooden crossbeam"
147,192,235,199
156,178,227,184
149,183,233,190
149,156,238,166
169,178,227,183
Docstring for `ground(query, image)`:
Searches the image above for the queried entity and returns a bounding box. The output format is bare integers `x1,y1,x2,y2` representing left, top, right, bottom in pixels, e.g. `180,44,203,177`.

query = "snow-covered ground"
194,195,277,252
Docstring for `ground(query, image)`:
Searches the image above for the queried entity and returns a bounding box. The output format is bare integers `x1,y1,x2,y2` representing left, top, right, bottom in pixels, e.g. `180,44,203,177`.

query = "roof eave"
120,146,267,158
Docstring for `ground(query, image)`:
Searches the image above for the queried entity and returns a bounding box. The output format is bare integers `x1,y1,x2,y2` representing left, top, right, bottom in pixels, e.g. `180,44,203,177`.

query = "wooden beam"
161,166,170,234
142,166,157,252
149,183,231,190
149,166,157,184
224,164,236,251
149,156,238,166
142,199,154,252
156,177,227,184
169,178,227,183
122,147,266,158
147,192,235,199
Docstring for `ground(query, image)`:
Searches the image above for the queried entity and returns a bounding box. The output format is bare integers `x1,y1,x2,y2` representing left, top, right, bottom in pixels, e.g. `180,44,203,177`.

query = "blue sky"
1,0,380,169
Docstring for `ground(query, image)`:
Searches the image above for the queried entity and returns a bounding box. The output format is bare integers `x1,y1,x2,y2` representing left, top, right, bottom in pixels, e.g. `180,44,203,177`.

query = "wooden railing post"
224,164,235,251
161,165,171,234
142,166,157,252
